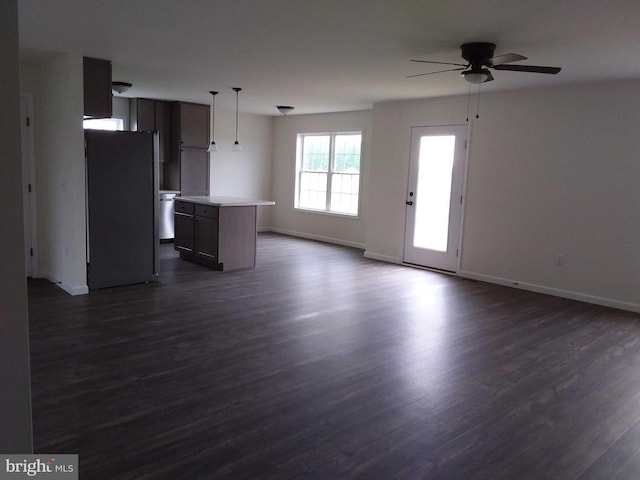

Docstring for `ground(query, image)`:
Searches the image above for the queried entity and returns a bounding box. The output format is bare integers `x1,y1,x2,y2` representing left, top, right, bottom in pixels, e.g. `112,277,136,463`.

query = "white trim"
42,271,89,296
295,131,363,216
459,270,640,314
268,227,364,250
363,250,402,264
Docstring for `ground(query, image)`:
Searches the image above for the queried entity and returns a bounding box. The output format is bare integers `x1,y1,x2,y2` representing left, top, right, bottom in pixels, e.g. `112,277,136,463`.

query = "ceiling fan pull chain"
466,84,472,122
476,83,482,119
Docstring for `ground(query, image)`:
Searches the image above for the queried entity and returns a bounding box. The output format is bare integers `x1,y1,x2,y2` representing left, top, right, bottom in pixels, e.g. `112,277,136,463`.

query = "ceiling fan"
409,42,561,84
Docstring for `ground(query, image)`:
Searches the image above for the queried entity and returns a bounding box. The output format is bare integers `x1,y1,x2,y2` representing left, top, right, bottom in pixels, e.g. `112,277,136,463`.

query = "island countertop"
176,195,275,207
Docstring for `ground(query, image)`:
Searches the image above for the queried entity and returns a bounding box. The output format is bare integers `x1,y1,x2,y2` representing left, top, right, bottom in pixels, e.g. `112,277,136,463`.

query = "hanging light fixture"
112,81,132,94
207,91,218,153
462,67,490,84
232,87,242,152
276,105,295,115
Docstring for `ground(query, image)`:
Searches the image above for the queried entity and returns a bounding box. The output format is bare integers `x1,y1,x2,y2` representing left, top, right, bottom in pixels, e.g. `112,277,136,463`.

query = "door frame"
402,123,471,273
20,94,38,277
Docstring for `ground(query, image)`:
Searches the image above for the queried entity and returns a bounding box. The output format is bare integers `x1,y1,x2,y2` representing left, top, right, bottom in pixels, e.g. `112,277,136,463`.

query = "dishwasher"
159,190,180,240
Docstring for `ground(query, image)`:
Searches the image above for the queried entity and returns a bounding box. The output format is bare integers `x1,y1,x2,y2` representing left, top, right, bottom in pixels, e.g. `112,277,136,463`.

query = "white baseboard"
459,270,640,314
267,228,365,250
42,271,89,296
363,251,402,264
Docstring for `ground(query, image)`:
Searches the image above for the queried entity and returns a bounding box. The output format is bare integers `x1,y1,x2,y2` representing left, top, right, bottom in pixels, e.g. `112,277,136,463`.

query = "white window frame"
294,131,362,217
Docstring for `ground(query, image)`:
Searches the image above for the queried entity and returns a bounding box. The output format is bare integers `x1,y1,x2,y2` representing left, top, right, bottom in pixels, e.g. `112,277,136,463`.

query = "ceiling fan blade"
407,67,466,78
493,64,561,74
490,53,527,66
485,71,494,82
410,59,467,67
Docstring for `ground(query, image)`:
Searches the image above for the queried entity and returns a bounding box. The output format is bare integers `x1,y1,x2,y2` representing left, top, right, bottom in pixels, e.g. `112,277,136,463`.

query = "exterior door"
403,125,467,271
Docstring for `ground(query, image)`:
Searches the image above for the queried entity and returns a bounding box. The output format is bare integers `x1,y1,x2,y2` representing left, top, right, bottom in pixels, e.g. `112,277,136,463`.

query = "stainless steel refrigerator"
85,130,159,289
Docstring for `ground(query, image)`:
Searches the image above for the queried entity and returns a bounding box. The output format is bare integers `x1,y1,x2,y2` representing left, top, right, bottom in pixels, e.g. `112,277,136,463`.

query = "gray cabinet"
172,102,210,149
130,98,172,164
180,148,209,196
170,102,210,195
174,200,258,271
83,56,112,118
194,204,219,260
173,201,195,253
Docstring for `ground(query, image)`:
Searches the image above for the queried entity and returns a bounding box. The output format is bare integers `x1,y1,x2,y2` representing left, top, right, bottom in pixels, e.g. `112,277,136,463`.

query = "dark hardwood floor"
28,233,640,479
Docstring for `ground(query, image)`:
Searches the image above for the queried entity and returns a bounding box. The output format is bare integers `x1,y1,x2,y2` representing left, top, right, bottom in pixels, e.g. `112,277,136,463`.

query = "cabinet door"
136,99,156,131
180,148,209,196
195,217,218,260
179,103,210,148
155,101,172,163
83,57,112,118
174,214,194,253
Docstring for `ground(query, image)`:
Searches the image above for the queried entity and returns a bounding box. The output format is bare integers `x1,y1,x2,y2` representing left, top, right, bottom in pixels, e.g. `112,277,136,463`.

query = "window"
295,132,362,216
83,117,124,131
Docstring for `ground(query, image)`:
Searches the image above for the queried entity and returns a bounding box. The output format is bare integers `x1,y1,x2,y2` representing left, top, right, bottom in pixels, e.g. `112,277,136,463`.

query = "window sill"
294,207,360,219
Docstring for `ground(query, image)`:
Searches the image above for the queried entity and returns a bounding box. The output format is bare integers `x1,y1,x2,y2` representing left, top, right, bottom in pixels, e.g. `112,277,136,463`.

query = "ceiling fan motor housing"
461,42,496,68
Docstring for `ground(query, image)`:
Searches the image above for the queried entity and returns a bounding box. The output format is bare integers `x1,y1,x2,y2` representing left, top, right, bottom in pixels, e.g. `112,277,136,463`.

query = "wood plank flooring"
27,233,640,479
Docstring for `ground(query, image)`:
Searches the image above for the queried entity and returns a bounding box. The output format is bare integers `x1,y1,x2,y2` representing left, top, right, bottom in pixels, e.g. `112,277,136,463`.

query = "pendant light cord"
233,87,241,143
210,91,217,140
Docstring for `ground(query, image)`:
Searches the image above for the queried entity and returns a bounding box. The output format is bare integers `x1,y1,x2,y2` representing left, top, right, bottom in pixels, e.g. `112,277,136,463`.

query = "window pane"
334,134,361,173
303,136,330,171
299,172,327,210
330,173,359,215
296,132,361,215
413,135,455,252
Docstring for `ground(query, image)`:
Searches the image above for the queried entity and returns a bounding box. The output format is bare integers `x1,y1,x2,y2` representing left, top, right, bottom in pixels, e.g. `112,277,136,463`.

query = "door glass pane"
414,135,455,252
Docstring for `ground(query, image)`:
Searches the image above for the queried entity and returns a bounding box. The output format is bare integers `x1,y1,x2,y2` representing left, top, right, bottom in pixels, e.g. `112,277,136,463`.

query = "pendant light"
232,87,242,152
207,91,218,153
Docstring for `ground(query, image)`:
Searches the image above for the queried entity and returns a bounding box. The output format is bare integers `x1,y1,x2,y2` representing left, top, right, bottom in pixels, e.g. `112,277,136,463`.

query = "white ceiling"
17,0,640,116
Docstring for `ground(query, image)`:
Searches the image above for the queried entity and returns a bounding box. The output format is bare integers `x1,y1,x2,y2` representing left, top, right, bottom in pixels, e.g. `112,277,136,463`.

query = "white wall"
0,0,33,452
210,109,274,229
271,110,372,248
366,81,640,311
20,54,87,294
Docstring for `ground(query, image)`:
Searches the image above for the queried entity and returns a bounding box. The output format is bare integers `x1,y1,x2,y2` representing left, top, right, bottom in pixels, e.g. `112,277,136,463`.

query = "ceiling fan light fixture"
112,81,132,94
463,69,490,84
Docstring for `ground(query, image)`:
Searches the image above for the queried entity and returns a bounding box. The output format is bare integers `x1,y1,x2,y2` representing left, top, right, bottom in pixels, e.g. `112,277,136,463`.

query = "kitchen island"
173,196,275,271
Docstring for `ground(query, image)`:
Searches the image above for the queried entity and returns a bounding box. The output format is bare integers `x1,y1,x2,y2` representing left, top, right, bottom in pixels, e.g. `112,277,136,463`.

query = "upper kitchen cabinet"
130,98,172,163
83,57,112,118
130,98,155,131
171,102,210,149
169,101,210,195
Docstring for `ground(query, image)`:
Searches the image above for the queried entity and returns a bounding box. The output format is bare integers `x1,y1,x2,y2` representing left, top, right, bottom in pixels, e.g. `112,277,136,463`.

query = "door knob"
406,201,413,206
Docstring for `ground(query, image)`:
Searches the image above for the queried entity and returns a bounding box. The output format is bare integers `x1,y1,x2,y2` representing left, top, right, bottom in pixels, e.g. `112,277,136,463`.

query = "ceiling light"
112,81,132,94
207,91,218,153
462,69,490,84
232,87,242,152
276,105,295,115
